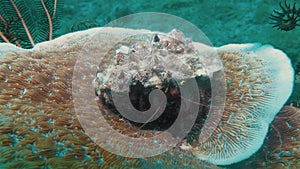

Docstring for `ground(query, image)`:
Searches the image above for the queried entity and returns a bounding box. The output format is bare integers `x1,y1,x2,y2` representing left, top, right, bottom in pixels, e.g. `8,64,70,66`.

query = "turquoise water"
63,0,300,59
1,0,300,168
63,0,300,102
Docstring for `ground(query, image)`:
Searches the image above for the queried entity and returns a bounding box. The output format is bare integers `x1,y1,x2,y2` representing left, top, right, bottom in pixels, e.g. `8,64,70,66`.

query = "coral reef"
220,106,300,169
0,27,295,168
190,43,294,165
261,106,300,168
0,28,219,168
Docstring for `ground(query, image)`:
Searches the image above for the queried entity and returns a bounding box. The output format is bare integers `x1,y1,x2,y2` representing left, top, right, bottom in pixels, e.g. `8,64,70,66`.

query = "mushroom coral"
260,106,300,168
190,43,294,165
228,106,300,169
0,27,295,168
0,28,220,169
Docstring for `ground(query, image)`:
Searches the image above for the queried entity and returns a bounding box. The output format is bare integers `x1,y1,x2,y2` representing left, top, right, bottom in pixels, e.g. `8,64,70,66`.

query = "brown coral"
260,106,300,168
228,106,300,169
190,43,294,165
0,28,220,168
0,28,294,168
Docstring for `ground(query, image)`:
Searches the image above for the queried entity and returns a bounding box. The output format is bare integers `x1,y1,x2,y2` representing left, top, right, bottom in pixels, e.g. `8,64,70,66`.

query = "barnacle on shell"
270,0,300,31
93,30,211,131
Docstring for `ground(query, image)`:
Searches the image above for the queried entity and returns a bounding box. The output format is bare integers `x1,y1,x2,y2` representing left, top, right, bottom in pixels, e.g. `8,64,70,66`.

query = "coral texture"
191,43,294,165
0,27,294,168
0,28,219,168
261,106,300,168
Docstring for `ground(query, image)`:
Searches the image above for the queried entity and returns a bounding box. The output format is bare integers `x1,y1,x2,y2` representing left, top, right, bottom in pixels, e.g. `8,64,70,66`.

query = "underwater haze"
0,0,300,169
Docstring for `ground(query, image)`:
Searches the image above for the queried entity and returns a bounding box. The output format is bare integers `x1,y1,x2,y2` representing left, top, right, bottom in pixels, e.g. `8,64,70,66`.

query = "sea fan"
0,0,63,48
270,0,300,31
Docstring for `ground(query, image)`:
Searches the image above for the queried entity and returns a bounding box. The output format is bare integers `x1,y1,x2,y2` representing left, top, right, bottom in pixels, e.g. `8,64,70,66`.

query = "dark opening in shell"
96,75,211,146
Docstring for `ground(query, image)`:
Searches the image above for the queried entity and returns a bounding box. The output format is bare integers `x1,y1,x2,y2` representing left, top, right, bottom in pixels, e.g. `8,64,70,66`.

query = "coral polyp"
190,43,294,165
262,106,300,168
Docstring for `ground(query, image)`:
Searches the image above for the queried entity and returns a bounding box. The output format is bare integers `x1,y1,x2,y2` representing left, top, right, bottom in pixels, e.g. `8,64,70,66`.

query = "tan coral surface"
0,27,295,168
